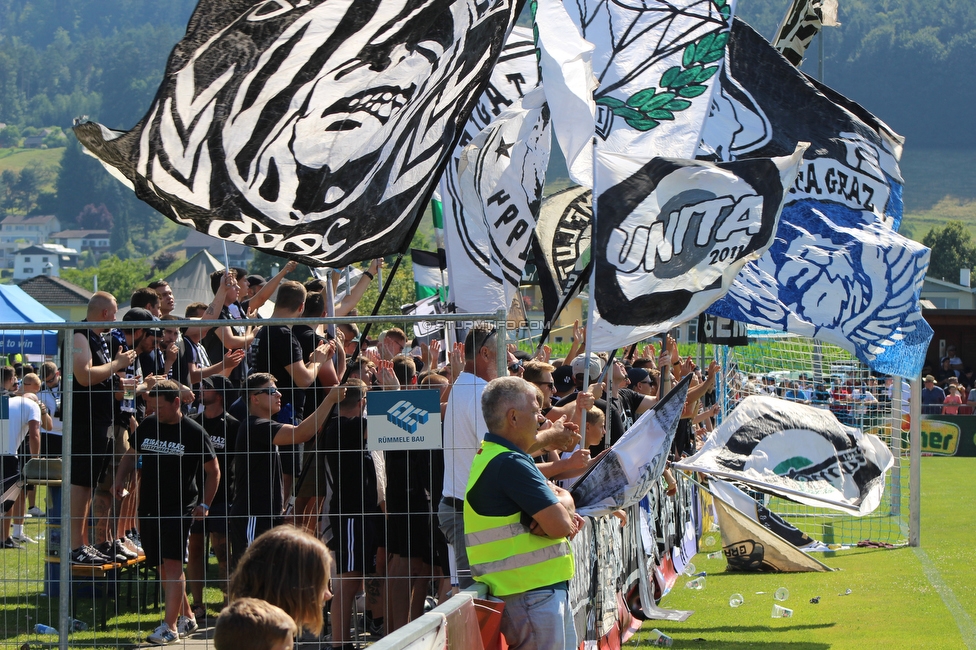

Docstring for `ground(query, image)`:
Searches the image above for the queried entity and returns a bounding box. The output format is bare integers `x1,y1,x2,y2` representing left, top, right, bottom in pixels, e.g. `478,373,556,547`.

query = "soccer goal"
713,330,912,547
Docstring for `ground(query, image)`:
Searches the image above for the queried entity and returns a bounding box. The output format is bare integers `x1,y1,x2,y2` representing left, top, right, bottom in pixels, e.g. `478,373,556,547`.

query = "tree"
75,203,114,230
922,220,976,281
61,255,152,300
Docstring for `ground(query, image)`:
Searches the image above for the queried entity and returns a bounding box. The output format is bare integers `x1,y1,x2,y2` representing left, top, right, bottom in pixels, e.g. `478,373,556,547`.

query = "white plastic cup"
682,562,697,576
707,551,724,560
774,587,790,602
729,593,744,607
684,577,706,590
771,604,794,618
648,629,673,647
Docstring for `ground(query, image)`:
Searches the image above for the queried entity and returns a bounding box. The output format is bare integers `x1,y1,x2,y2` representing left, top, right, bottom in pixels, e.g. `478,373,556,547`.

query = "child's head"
229,526,333,634
214,598,297,650
584,407,606,447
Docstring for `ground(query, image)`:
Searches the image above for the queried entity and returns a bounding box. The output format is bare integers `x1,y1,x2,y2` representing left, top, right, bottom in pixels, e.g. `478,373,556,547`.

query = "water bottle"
648,628,673,647
35,624,58,635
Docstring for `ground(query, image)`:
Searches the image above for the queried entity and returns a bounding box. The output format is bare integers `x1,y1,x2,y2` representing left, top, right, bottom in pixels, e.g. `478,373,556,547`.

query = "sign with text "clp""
366,389,442,451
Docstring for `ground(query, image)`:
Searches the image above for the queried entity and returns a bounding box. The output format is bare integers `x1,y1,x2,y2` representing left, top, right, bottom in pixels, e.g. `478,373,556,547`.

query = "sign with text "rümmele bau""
366,389,443,451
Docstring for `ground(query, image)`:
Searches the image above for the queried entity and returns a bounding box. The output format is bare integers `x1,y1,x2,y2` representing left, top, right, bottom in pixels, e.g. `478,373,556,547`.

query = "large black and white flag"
571,375,690,517
73,0,520,267
702,19,932,378
455,87,551,313
588,146,806,350
674,395,894,515
530,185,591,333
773,0,839,66
439,26,541,313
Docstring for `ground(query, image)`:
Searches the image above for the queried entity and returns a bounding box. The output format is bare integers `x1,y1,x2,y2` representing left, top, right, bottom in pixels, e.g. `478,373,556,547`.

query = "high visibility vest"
463,440,574,597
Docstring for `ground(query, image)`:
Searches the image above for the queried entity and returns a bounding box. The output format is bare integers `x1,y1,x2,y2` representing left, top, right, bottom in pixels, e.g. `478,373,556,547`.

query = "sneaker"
11,533,37,545
70,545,111,565
127,531,144,553
147,623,179,645
27,506,44,517
121,536,143,557
3,537,25,550
96,540,128,563
176,615,198,638
110,538,139,561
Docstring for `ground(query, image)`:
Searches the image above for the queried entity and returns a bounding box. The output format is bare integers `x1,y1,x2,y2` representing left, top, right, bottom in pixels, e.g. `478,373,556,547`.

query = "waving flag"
588,146,806,351
674,395,894,515
440,26,540,313
571,375,690,517
531,186,591,334
702,19,931,377
73,0,519,267
773,0,840,66
454,87,551,313
411,249,446,300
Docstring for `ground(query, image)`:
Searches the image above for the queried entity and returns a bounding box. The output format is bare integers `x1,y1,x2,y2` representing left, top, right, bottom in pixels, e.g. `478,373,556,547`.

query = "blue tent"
0,284,63,356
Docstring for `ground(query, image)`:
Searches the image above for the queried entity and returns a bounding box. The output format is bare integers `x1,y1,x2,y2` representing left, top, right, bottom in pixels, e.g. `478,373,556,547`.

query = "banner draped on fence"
74,0,519,267
588,146,805,350
571,375,690,517
702,19,932,378
440,26,540,313
674,394,895,515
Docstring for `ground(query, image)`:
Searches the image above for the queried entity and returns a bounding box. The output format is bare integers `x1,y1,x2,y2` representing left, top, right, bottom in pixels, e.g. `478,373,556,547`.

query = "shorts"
189,500,229,536
228,514,279,570
295,450,330,499
140,513,190,567
96,425,130,495
328,514,381,575
386,512,435,566
39,432,62,457
69,424,113,488
1,455,21,512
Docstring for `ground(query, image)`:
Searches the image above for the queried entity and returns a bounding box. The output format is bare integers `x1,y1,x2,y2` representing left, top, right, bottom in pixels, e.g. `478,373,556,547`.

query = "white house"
13,243,78,281
0,214,61,269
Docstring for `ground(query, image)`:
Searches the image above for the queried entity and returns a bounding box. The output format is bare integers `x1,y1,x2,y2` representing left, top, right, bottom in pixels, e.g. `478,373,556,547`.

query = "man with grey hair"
464,377,583,650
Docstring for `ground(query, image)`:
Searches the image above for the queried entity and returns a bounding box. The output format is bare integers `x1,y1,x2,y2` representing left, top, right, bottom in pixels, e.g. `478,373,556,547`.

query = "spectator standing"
943,385,963,415
1,367,41,548
68,292,137,565
921,375,946,415
114,379,219,645
464,377,582,650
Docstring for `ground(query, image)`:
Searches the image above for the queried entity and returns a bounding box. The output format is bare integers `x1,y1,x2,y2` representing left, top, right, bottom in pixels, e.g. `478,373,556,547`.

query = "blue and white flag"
702,20,932,378
674,394,894,516
571,375,690,517
588,146,806,351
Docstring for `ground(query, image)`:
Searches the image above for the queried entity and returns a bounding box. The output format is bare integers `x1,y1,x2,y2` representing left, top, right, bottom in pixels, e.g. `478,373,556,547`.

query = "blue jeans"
500,587,576,650
436,499,473,588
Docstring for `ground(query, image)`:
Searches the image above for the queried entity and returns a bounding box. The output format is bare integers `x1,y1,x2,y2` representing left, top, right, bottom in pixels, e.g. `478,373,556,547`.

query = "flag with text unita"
73,0,519,267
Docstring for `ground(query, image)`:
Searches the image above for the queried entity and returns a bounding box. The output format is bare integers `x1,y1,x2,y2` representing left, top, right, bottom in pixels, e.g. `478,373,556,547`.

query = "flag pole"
580,138,599,444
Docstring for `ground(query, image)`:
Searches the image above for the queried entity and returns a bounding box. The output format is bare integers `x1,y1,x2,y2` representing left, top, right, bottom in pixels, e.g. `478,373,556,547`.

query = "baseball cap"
201,374,238,403
571,354,604,381
122,308,162,336
627,367,651,387
246,274,266,288
552,365,574,392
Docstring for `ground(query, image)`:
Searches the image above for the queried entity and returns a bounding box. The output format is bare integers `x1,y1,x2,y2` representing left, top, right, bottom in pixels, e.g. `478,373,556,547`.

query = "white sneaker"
10,533,37,545
147,623,179,645
27,506,44,517
176,615,198,638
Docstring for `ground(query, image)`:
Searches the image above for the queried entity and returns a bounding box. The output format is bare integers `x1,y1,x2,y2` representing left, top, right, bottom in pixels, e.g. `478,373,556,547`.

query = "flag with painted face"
674,394,894,515
72,0,520,267
701,19,932,378
439,26,541,314
588,145,807,351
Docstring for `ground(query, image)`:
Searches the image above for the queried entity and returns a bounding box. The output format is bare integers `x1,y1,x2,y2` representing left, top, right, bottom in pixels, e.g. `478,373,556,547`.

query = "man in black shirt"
69,292,138,565
251,281,335,502
187,375,239,619
228,373,344,568
114,379,219,644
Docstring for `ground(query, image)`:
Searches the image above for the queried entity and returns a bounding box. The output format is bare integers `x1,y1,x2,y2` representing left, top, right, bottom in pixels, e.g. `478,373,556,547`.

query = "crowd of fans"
0,259,762,647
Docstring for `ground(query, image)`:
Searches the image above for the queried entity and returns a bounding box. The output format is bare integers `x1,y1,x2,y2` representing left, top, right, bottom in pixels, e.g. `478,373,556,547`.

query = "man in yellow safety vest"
463,377,585,650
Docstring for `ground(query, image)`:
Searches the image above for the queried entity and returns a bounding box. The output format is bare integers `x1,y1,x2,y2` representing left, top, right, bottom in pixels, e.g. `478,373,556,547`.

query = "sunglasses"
252,386,280,396
639,379,654,386
534,381,555,390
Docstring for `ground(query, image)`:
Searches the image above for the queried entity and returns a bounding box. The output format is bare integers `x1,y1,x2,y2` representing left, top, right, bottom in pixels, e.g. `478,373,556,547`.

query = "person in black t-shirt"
114,380,218,643
201,271,254,388
228,373,344,569
187,375,240,619
251,281,335,502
